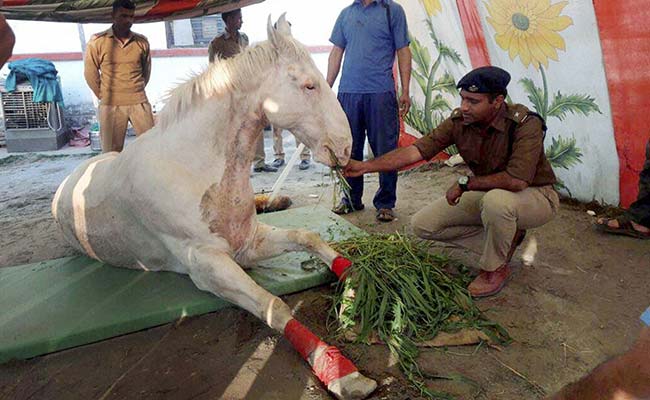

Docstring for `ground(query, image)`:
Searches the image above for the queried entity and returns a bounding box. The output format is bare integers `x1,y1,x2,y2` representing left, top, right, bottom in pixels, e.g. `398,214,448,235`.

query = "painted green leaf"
405,99,431,135
546,135,583,170
437,44,464,66
519,78,545,116
412,70,427,95
425,19,440,48
409,34,431,78
547,92,602,121
426,95,453,114
431,73,458,95
553,179,572,198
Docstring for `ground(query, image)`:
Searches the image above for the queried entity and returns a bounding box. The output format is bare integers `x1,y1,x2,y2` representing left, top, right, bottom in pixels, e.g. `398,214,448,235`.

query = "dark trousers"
628,139,650,227
338,92,399,210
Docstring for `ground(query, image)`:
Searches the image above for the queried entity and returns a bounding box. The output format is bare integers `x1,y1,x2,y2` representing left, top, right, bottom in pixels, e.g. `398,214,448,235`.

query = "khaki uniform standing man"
345,66,559,298
84,0,154,153
209,9,276,172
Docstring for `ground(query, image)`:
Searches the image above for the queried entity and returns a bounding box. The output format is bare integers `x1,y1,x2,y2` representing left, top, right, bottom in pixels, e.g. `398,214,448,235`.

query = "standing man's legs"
298,139,311,161
99,104,129,153
128,102,154,136
253,130,277,172
337,92,366,209
365,92,399,213
272,126,285,167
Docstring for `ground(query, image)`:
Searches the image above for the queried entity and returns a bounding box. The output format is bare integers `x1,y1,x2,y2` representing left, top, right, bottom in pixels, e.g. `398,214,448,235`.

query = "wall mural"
405,0,465,155
484,0,601,193
402,0,619,203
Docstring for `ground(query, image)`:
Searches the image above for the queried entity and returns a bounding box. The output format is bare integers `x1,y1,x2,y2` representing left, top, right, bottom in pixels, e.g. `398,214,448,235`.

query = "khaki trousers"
272,126,311,161
253,131,267,169
99,102,154,153
411,185,559,271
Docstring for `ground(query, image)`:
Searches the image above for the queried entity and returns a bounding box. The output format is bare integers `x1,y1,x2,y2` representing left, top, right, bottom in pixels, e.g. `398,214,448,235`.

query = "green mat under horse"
0,206,361,364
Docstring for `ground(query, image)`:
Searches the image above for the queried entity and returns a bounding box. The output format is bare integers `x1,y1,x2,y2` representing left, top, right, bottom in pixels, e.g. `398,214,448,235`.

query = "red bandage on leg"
284,319,358,386
312,345,358,386
284,319,326,360
331,256,352,280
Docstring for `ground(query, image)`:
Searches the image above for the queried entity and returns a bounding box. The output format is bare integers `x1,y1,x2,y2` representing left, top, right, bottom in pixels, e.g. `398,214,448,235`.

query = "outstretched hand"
343,159,366,178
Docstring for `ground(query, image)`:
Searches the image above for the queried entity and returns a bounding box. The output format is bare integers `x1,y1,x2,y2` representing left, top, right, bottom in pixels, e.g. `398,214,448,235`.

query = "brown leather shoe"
468,264,512,298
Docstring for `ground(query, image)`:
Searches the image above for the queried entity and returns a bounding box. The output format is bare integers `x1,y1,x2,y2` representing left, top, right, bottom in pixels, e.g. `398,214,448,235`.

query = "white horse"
52,16,376,400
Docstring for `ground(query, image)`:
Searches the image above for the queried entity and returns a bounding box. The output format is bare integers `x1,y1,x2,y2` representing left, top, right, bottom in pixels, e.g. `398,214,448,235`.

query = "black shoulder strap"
382,2,393,38
508,112,547,155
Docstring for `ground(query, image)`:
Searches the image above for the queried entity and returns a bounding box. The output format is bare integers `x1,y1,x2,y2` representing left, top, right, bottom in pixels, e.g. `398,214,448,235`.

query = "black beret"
456,66,511,95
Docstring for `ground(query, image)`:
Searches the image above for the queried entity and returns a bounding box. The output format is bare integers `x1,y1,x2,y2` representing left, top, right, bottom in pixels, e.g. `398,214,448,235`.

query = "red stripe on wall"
456,0,490,68
594,0,650,207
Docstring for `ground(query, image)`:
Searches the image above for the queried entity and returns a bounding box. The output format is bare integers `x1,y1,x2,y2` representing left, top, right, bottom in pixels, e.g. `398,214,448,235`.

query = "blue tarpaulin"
6,58,64,106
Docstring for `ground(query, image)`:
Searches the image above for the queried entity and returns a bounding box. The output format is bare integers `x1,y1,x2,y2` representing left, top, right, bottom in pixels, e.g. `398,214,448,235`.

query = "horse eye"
305,84,315,91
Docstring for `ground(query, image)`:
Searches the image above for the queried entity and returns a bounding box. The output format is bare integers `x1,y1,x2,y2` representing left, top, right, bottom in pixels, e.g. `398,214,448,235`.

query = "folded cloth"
6,58,64,105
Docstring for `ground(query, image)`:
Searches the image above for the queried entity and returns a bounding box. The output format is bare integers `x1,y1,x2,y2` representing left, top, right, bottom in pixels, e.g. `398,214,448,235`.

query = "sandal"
332,201,364,215
595,217,650,240
376,208,395,222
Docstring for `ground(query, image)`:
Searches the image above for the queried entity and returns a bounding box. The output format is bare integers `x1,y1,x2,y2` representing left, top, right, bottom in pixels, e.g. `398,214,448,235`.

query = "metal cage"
0,82,65,152
1,85,50,130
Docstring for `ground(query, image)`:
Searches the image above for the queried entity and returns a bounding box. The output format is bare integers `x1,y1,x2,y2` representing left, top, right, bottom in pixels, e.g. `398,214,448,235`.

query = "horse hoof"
327,371,377,400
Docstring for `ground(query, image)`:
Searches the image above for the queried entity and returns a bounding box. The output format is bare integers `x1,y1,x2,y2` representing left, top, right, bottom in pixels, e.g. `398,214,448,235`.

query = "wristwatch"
457,175,470,192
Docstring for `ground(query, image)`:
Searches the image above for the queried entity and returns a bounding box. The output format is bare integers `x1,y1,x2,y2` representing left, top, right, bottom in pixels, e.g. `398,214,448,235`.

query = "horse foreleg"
239,223,354,280
186,245,376,399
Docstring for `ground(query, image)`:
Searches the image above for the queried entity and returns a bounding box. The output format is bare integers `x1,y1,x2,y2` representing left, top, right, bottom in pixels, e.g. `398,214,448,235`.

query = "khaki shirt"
414,103,557,186
208,31,249,62
84,28,151,106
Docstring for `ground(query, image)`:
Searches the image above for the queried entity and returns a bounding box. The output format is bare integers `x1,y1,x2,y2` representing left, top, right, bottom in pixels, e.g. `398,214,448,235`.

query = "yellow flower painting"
420,0,442,17
485,0,573,68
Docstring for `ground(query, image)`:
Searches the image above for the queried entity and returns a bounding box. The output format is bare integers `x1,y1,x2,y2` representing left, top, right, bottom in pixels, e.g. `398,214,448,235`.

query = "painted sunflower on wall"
485,0,601,193
485,0,572,69
420,0,442,17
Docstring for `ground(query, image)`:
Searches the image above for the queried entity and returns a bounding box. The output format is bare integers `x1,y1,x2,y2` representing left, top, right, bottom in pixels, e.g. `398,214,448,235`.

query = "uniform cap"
456,66,510,95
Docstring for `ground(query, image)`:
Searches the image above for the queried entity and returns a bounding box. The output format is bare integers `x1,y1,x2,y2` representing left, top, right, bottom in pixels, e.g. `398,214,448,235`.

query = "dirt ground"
1,140,649,400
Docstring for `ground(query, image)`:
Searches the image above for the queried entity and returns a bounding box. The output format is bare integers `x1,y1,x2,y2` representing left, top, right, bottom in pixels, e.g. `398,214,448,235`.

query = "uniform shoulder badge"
508,104,530,123
451,108,462,119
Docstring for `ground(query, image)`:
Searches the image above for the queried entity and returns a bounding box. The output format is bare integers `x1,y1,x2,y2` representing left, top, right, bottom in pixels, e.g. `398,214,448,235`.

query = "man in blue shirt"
327,0,412,222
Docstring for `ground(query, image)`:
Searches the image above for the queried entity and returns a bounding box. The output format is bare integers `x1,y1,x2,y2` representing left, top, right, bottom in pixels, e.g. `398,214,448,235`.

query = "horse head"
260,14,352,167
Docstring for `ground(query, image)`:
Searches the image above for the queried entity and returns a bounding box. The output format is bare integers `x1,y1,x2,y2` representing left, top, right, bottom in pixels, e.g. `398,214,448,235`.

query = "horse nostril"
344,147,351,159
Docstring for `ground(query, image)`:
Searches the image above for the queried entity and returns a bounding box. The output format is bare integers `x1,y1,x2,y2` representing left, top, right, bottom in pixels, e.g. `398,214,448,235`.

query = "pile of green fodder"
329,233,510,399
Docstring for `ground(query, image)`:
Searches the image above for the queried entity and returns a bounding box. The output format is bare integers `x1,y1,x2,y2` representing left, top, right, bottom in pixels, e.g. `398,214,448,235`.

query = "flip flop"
376,208,395,222
595,217,650,240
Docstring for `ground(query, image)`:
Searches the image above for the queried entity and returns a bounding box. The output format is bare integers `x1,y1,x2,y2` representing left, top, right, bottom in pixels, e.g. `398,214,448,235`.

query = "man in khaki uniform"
345,66,559,298
84,0,154,153
209,8,276,172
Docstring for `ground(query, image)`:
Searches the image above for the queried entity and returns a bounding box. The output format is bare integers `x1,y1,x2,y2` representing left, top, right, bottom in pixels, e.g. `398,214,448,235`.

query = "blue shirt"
330,0,410,94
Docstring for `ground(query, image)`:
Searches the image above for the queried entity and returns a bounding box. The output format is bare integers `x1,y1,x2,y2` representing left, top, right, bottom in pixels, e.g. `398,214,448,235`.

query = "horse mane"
157,35,312,130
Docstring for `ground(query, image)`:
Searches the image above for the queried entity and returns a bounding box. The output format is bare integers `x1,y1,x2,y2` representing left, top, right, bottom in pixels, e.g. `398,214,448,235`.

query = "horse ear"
268,13,292,49
276,13,292,36
267,14,278,46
